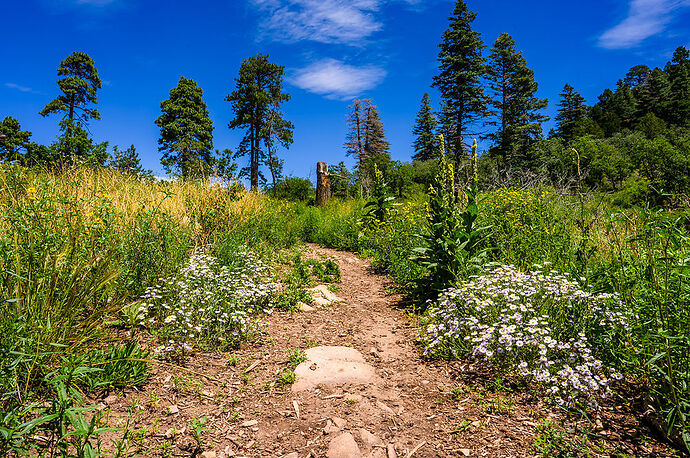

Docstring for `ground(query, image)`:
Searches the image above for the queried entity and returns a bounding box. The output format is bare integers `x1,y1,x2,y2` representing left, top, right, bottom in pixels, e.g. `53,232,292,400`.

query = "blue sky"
2,0,690,181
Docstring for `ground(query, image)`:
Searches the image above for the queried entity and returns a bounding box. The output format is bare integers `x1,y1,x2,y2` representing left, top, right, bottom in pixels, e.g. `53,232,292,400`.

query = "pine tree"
432,0,486,176
156,76,214,179
226,54,292,191
363,100,390,161
345,99,366,167
262,101,293,188
636,68,671,121
484,32,548,164
554,84,587,141
109,144,150,177
612,80,637,128
0,117,32,163
330,162,353,199
591,89,622,137
667,47,690,126
344,99,390,192
39,51,104,164
412,93,438,161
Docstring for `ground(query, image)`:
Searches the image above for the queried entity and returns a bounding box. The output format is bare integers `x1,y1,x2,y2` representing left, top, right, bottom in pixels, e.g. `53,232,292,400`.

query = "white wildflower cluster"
422,264,628,409
139,252,279,352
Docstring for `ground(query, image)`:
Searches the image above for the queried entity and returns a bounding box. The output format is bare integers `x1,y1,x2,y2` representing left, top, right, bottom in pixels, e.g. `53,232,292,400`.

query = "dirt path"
101,244,675,457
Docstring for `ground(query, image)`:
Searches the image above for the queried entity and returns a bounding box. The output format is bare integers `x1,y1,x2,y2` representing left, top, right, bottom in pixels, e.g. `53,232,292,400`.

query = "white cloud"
598,0,690,49
5,83,36,93
252,0,383,45
291,58,386,99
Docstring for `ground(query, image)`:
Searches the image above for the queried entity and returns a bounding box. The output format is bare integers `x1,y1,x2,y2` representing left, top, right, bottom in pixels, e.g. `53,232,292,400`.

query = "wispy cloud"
598,0,690,49
252,0,382,45
291,58,386,100
4,83,40,94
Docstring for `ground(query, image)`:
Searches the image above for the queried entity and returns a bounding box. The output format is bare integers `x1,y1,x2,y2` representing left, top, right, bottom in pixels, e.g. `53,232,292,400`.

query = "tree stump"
315,162,331,206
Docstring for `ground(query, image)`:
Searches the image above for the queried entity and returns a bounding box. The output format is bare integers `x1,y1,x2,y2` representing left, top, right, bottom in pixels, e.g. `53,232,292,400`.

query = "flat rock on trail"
100,244,675,457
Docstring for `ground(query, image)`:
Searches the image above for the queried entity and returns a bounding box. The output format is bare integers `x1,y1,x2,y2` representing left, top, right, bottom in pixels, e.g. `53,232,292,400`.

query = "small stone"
376,400,395,416
167,405,179,415
104,395,117,405
459,449,470,456
324,420,340,435
327,432,361,458
313,297,332,307
241,420,258,427
332,417,347,429
386,444,396,458
297,302,315,312
359,429,384,448
201,452,217,458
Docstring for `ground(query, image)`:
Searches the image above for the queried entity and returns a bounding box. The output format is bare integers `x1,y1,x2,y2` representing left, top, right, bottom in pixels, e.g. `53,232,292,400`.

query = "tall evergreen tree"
39,51,104,164
612,80,637,128
412,93,438,161
667,47,690,126
0,117,32,163
432,0,486,176
363,100,390,161
591,88,622,137
344,99,390,190
345,99,366,166
345,99,390,167
554,84,587,141
484,32,548,164
636,68,671,121
156,76,214,179
624,65,651,91
226,54,292,192
262,101,293,189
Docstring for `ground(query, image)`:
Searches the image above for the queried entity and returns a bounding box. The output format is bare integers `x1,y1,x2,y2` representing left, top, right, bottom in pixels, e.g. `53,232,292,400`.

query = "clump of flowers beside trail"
137,251,279,353
421,264,629,409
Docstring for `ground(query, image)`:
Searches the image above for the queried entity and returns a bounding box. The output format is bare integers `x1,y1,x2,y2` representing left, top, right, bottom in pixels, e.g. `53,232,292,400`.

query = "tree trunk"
315,162,331,206
250,124,259,192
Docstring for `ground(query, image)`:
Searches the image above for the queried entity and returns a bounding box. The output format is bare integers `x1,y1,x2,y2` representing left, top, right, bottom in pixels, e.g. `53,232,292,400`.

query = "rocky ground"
98,244,680,457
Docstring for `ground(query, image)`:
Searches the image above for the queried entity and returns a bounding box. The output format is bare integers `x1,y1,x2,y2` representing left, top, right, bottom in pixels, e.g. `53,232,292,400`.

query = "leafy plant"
413,136,490,304
274,369,296,387
81,342,151,390
359,164,395,230
288,349,307,367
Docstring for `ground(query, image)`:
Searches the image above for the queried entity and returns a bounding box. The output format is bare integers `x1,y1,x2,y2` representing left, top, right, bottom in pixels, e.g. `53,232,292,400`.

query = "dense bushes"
531,129,690,205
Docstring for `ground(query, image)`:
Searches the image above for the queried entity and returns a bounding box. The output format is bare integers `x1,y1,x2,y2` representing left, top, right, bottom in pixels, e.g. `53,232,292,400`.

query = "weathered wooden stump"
316,162,331,206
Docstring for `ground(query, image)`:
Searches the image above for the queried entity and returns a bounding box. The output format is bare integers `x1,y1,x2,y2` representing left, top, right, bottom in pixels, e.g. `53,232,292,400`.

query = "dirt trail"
102,244,674,457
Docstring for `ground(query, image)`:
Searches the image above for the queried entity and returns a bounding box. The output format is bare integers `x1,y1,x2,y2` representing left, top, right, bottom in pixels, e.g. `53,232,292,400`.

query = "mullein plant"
413,135,490,308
